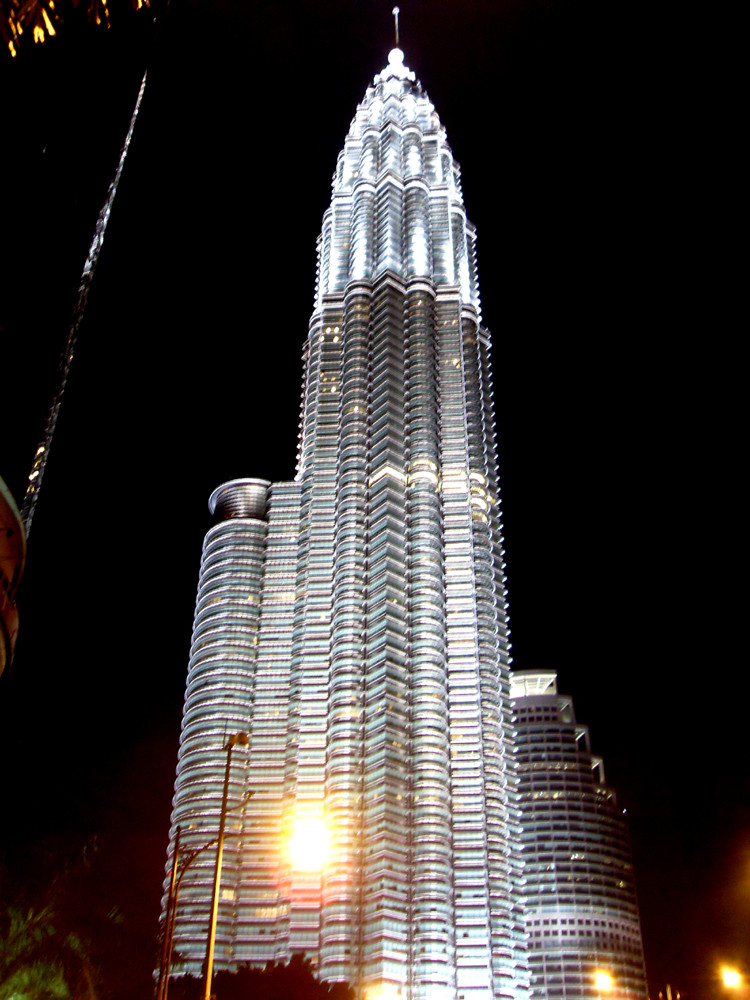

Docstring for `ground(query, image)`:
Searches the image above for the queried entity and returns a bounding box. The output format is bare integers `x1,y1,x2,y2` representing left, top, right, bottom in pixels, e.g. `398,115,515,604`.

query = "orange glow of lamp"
594,970,615,994
364,984,401,1000
722,967,743,989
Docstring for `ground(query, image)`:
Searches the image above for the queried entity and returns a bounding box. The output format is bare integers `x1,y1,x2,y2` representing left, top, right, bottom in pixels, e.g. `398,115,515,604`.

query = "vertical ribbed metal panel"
319,285,370,985
234,481,300,964
361,277,411,993
405,283,454,999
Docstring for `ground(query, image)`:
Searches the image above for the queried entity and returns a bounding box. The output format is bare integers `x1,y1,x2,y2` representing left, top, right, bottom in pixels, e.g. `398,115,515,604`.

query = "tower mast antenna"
392,6,400,47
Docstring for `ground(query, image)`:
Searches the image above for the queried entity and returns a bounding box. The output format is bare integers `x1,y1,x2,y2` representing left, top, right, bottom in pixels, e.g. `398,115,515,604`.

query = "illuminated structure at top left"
163,47,531,999
0,477,25,677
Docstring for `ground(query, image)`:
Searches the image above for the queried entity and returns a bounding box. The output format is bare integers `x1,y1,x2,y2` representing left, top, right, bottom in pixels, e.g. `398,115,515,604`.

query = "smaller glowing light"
365,984,401,1000
594,970,614,993
722,967,742,988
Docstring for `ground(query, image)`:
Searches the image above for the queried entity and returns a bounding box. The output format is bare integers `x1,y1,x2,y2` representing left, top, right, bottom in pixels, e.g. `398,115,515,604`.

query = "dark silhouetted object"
167,954,354,1000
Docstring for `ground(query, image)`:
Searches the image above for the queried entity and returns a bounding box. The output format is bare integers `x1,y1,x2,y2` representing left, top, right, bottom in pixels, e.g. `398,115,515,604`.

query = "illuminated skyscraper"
164,47,532,999
512,671,648,999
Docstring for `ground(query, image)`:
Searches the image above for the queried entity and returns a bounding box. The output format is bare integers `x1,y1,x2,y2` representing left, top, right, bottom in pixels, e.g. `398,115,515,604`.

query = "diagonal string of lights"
20,67,148,536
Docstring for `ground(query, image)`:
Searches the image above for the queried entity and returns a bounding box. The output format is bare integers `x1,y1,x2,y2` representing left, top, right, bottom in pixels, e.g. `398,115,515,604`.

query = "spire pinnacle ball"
388,46,405,68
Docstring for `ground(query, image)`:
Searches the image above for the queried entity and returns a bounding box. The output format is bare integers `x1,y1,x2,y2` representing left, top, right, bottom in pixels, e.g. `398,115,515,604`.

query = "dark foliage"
168,955,354,1000
0,835,160,1000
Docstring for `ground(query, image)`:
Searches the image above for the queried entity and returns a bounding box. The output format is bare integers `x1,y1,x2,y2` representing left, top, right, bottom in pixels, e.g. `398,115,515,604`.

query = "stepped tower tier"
512,671,648,999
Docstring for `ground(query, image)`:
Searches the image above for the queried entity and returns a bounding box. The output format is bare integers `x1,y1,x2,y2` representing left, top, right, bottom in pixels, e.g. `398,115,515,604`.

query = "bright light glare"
364,984,400,1000
594,970,614,993
722,967,742,988
288,814,330,871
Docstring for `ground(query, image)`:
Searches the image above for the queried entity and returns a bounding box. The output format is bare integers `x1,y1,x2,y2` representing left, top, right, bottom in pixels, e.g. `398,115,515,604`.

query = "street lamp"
202,732,249,1000
594,969,615,997
722,966,743,990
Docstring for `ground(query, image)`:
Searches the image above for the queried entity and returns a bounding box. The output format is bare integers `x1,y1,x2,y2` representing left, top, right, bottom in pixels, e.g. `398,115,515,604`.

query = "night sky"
1,1,744,997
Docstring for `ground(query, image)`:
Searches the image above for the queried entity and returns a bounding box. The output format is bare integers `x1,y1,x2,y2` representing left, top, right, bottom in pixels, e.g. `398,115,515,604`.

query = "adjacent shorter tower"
511,671,647,999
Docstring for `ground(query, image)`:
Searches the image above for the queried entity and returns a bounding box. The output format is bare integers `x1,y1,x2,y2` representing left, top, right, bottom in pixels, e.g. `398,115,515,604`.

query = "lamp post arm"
202,733,249,1000
160,836,221,1000
159,781,251,1000
156,826,181,1000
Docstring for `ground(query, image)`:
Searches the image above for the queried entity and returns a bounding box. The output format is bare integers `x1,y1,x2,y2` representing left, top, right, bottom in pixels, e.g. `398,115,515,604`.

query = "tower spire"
392,5,400,47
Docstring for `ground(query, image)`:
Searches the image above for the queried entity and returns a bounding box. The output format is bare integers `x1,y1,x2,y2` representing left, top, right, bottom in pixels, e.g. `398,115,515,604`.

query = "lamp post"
156,824,181,1000
157,828,218,1000
202,732,249,1000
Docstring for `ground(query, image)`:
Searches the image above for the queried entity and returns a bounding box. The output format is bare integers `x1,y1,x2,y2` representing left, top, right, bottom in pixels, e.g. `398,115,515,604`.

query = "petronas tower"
164,47,531,1000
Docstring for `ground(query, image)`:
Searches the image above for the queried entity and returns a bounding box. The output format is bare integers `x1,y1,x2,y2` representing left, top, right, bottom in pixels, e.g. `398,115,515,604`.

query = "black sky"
1,1,744,997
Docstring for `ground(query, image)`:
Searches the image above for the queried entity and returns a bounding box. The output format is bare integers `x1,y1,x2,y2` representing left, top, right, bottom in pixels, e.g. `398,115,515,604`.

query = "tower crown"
316,47,479,313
